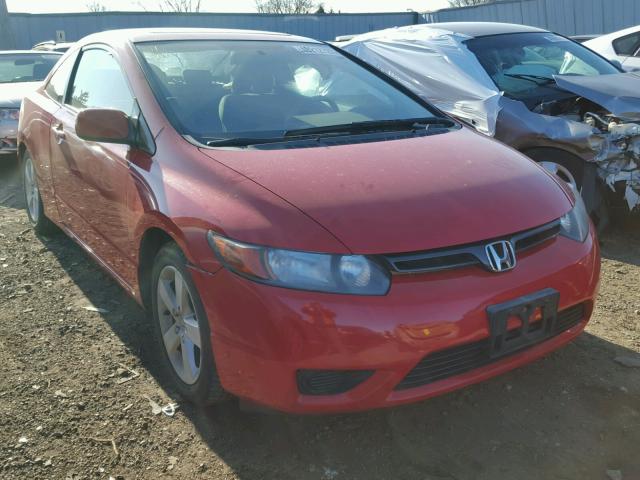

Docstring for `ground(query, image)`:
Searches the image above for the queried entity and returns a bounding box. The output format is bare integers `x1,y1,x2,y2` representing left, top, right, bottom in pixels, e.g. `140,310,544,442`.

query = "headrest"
232,57,275,94
183,69,212,88
33,63,50,80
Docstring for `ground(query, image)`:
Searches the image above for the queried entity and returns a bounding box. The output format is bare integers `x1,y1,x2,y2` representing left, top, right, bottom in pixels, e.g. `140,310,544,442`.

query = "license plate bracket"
486,288,560,359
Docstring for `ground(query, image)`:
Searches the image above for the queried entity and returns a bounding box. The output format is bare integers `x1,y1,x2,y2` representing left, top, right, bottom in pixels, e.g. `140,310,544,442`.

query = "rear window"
0,53,61,84
612,32,640,56
135,40,437,142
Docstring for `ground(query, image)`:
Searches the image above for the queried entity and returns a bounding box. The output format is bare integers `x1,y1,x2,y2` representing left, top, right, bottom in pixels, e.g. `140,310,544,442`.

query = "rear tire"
150,242,229,405
22,152,57,235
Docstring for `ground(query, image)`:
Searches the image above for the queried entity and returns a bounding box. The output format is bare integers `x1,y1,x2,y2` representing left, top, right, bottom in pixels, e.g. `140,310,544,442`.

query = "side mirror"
75,108,134,145
609,59,624,71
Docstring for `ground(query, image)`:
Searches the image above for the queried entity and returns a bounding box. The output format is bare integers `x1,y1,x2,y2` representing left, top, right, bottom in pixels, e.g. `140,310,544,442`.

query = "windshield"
465,32,620,99
0,53,61,84
135,40,442,143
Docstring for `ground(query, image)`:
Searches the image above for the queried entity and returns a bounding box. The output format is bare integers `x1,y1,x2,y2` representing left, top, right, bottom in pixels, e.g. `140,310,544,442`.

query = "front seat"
218,60,287,133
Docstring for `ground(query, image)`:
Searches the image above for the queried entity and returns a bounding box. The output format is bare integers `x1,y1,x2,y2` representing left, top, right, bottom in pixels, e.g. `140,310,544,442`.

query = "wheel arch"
520,146,586,164
135,213,197,310
520,146,587,187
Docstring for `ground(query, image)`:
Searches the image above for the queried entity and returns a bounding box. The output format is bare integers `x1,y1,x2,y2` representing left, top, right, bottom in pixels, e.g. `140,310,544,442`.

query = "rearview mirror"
75,108,134,145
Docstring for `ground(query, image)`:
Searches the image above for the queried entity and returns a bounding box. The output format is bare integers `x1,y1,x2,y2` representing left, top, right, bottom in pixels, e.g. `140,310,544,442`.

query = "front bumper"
190,230,600,413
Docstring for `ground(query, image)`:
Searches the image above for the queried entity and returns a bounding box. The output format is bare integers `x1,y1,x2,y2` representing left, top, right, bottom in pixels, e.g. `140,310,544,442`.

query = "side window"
68,49,135,115
45,53,76,103
613,32,640,56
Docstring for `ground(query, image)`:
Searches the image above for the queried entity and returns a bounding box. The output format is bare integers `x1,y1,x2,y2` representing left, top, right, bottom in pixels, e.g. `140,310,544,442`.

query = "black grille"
383,220,560,274
395,303,586,391
297,369,374,396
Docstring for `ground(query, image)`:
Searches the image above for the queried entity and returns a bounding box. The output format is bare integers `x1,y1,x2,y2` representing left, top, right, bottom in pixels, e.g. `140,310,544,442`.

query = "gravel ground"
0,156,639,480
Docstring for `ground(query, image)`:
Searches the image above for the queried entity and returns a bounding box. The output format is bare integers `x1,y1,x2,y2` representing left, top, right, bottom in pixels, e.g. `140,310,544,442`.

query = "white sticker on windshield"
543,35,564,42
292,45,340,55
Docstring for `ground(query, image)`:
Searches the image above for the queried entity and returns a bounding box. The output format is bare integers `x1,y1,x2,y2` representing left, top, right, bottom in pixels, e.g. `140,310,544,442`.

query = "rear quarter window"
45,54,76,103
612,32,640,56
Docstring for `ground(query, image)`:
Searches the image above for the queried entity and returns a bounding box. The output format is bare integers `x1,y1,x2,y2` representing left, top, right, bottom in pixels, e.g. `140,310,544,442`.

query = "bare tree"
255,0,317,14
86,1,108,12
160,0,202,12
137,0,202,12
448,0,493,7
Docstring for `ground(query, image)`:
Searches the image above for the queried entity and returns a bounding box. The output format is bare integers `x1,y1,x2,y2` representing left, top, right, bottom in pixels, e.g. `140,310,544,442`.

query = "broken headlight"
559,189,590,243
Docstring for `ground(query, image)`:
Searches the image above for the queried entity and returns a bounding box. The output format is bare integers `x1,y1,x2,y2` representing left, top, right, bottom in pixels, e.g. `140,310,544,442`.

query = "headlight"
559,188,590,242
207,232,391,295
0,108,20,121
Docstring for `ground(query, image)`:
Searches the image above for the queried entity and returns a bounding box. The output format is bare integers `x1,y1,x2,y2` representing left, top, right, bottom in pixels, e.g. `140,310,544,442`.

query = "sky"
6,0,451,14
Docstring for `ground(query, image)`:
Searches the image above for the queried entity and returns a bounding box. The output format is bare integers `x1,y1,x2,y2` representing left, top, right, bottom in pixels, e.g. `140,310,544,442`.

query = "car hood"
200,127,571,254
554,72,640,121
0,82,40,108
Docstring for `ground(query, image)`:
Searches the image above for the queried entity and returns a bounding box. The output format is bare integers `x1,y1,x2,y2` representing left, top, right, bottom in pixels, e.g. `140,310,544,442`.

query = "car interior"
139,44,407,139
0,55,60,83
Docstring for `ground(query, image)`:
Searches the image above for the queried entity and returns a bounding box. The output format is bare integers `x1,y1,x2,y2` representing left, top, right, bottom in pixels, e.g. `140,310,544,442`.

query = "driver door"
49,46,140,285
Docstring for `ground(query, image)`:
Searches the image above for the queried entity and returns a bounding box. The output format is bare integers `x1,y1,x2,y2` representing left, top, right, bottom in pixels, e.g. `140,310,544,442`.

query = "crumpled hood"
200,127,571,254
0,82,40,108
554,72,640,121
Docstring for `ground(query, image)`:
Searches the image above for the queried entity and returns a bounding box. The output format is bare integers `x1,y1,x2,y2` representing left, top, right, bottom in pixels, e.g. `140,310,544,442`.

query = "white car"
0,50,62,157
584,26,640,71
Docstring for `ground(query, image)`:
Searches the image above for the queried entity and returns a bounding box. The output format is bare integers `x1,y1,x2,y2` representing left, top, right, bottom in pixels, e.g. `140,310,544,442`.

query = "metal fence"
5,11,420,50
4,0,640,51
426,0,640,36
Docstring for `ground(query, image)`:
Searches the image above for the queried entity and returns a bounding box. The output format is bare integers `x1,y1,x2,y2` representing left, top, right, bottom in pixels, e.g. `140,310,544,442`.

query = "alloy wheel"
540,161,579,190
156,265,202,385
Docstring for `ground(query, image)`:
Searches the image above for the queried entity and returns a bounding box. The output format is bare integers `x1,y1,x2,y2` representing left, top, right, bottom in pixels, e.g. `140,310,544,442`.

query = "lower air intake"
297,369,374,396
395,303,586,391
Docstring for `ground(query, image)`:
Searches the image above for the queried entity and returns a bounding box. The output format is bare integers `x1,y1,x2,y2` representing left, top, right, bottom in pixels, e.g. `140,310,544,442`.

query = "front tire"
150,243,228,405
22,152,56,235
525,148,584,190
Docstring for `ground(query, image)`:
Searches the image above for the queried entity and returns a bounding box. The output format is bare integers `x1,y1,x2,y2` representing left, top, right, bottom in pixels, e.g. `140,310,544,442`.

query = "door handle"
52,123,66,143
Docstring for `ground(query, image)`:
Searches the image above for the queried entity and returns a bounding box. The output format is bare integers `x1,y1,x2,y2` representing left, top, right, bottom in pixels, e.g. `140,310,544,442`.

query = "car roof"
591,24,640,42
78,27,319,47
0,50,63,55
33,41,75,47
421,22,547,38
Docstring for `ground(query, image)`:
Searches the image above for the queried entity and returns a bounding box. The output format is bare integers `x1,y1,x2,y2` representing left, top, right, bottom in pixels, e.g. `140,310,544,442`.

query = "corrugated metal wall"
429,0,640,36
7,11,420,49
6,0,640,50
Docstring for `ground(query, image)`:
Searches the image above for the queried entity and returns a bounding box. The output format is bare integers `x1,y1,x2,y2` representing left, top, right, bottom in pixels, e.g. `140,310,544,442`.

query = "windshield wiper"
206,137,286,147
283,117,455,138
205,117,455,147
504,73,556,85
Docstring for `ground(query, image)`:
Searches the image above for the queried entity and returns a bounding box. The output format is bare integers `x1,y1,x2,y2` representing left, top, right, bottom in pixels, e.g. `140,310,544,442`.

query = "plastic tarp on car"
342,25,501,136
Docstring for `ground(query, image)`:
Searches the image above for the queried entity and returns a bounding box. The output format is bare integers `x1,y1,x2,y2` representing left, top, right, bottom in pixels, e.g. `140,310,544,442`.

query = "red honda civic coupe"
18,29,600,413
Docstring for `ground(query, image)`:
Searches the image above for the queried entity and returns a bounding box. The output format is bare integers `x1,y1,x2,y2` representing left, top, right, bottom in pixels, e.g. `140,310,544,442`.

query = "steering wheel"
315,96,339,112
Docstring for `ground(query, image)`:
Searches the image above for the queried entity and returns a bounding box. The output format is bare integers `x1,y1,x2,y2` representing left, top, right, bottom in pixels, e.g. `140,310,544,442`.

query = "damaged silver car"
342,22,640,217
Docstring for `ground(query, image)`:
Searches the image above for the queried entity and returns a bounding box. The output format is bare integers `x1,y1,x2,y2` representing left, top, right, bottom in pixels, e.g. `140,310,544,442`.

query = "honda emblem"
485,241,516,272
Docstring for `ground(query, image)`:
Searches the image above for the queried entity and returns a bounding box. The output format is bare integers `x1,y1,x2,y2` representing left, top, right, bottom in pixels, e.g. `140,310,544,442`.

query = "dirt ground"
0,156,639,480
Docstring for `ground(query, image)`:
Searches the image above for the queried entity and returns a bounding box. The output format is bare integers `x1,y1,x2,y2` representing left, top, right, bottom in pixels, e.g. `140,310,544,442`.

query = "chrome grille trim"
382,219,561,274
